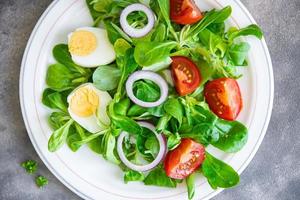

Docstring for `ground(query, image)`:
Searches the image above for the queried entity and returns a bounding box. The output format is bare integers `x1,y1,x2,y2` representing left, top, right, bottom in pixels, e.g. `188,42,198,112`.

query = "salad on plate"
42,0,263,199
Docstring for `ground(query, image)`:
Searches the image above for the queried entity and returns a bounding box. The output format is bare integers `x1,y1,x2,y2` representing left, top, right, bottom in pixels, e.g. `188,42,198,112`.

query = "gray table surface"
0,0,299,199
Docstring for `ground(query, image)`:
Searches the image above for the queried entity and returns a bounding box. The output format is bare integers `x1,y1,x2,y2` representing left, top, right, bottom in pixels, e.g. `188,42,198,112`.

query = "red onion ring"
117,121,166,172
120,3,155,38
126,70,168,108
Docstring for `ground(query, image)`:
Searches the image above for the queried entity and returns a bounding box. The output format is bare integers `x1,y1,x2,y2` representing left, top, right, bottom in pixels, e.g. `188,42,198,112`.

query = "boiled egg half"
68,27,115,67
67,83,112,133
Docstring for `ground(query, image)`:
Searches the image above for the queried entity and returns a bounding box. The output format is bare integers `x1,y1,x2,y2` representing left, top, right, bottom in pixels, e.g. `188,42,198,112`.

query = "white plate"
19,0,274,199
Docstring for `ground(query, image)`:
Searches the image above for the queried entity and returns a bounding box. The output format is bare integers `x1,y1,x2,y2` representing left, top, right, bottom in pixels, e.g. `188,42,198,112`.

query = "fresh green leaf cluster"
86,0,139,27
178,97,248,152
182,7,263,78
46,44,92,92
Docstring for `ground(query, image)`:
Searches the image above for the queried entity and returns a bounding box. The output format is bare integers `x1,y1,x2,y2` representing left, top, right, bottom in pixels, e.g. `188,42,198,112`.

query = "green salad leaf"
72,129,109,147
48,119,74,152
144,166,177,188
106,21,133,44
53,44,91,75
164,98,184,125
186,173,196,200
93,64,121,91
167,132,181,150
66,132,82,152
126,9,148,29
227,24,263,42
92,0,114,13
114,98,131,116
88,0,138,26
181,123,219,146
213,119,248,153
102,131,120,164
134,41,177,66
198,29,227,57
227,42,250,66
46,63,81,91
156,113,171,132
46,44,91,91
88,136,103,154
156,0,171,27
42,88,68,112
207,22,225,36
48,112,71,130
114,39,139,100
86,0,102,21
151,23,167,42
136,127,159,158
134,80,161,102
124,170,145,183
127,103,165,119
202,152,239,189
186,6,232,39
111,114,142,135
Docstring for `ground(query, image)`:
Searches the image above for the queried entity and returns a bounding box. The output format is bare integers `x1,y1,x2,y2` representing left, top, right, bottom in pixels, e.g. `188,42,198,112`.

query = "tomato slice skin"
170,0,203,25
204,78,243,121
164,138,205,179
171,56,201,96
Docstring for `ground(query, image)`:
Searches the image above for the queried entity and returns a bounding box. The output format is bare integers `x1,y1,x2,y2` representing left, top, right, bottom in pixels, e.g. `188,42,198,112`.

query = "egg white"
67,83,112,133
68,27,116,68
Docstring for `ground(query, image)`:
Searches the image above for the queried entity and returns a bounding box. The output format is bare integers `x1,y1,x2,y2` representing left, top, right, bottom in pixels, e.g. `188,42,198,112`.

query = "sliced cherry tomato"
164,138,205,179
204,78,243,121
170,0,203,25
171,56,201,96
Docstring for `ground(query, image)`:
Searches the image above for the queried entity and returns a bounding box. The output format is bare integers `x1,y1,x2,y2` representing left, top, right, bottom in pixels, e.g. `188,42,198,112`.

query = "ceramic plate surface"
20,0,273,199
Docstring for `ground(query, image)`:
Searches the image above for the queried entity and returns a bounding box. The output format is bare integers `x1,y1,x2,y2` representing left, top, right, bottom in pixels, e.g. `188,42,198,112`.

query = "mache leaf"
202,152,239,189
212,119,248,153
144,166,177,188
48,119,74,152
93,64,121,91
124,170,145,183
186,173,196,200
227,24,263,43
134,41,177,66
227,42,250,66
164,98,184,125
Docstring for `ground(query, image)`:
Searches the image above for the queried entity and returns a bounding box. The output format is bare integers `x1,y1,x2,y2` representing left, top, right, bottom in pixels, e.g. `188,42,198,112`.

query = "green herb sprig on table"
35,176,49,188
21,160,38,174
21,160,49,188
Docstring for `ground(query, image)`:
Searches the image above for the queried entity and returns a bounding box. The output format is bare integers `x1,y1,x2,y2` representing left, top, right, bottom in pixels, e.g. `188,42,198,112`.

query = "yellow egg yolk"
69,30,97,56
69,86,99,117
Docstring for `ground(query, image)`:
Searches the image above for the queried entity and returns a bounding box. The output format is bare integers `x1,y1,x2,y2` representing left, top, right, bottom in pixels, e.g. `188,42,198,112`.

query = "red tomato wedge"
204,78,243,121
170,0,203,25
164,138,205,179
171,56,201,96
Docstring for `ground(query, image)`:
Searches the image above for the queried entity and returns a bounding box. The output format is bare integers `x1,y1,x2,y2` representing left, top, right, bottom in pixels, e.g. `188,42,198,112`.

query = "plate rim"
19,0,274,199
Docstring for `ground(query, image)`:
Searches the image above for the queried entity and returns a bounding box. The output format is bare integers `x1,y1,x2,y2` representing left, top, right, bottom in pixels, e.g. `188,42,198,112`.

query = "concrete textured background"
0,0,299,199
